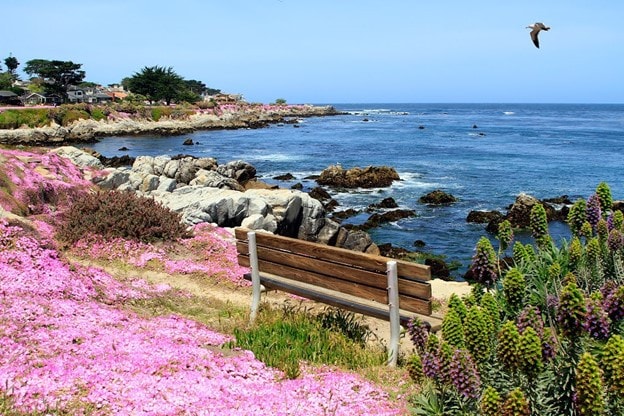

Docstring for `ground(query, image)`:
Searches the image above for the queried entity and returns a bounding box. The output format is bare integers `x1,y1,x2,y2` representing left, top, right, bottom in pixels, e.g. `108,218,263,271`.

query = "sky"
2,1,623,104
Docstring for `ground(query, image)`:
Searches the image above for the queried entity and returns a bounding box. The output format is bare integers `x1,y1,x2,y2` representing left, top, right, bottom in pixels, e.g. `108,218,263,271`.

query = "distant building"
0,90,21,106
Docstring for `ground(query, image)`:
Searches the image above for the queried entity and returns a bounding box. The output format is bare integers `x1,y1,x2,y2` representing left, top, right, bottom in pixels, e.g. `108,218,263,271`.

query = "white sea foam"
503,111,515,115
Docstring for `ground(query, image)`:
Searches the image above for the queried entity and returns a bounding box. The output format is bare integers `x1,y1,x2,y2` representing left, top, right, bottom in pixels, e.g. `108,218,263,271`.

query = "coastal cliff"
0,104,341,145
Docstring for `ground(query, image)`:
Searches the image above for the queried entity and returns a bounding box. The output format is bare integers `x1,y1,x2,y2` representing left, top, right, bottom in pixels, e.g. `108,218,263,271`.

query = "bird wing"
530,29,540,48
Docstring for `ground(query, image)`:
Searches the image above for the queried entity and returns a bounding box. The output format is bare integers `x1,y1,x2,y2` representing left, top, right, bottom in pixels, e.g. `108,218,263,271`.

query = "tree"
23,59,85,97
4,55,19,75
125,66,185,105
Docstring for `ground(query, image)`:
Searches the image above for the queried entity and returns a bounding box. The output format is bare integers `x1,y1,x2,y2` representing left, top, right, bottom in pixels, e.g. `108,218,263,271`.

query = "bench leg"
387,260,400,367
248,231,261,323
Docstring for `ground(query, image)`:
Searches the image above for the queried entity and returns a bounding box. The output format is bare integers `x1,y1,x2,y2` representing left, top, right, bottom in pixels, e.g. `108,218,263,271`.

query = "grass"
228,303,387,379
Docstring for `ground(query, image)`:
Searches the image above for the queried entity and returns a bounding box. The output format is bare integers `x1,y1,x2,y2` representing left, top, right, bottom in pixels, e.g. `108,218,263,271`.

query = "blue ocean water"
90,103,624,277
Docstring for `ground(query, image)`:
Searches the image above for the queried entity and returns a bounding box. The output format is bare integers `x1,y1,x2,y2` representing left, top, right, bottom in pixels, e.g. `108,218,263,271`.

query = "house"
0,90,22,106
67,87,86,103
20,92,63,106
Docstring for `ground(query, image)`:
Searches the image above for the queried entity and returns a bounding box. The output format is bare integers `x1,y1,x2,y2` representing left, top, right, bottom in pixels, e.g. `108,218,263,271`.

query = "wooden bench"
235,228,442,366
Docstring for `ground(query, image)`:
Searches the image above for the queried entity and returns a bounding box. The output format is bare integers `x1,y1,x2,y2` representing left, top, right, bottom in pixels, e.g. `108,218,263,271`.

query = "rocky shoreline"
0,104,342,146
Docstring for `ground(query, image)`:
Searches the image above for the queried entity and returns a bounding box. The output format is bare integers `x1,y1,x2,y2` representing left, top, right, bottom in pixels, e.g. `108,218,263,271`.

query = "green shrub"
229,304,385,379
151,106,173,121
0,109,51,128
56,190,189,245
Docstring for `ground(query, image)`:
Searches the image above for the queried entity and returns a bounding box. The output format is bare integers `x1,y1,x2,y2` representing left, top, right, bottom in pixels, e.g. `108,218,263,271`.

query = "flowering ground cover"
0,146,409,415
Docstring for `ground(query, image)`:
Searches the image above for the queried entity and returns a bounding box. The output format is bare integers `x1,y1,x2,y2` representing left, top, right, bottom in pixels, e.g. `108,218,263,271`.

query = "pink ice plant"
70,222,251,287
0,219,406,415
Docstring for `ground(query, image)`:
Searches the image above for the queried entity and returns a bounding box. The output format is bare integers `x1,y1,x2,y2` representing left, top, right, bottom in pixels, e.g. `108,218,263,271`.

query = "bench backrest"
235,228,433,316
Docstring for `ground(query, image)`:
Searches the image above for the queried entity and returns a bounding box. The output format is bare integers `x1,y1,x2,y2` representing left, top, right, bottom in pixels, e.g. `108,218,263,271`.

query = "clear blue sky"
3,0,623,104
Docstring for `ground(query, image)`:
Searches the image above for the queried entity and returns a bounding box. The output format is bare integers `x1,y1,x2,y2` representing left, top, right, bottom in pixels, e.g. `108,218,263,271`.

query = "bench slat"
234,228,430,281
238,254,432,316
243,273,441,331
237,242,432,300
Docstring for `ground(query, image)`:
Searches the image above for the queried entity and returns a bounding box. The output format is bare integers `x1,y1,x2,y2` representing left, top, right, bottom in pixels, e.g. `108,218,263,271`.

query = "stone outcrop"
87,151,376,253
0,105,342,146
316,165,400,188
419,189,458,205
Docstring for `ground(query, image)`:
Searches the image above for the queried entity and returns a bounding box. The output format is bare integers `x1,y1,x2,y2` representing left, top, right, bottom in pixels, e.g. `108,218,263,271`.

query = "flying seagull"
526,22,550,48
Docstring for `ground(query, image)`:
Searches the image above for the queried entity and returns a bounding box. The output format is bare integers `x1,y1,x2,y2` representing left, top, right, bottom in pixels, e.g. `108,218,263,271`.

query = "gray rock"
190,169,244,191
163,159,180,179
217,160,256,182
51,146,103,168
156,177,177,192
95,168,131,189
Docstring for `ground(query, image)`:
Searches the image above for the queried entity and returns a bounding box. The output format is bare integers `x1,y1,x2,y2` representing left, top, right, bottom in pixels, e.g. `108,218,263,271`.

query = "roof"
0,90,18,97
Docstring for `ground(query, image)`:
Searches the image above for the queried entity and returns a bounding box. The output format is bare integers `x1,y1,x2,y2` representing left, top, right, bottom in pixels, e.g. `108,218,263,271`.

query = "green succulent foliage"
441,308,464,348
575,352,605,416
480,292,501,333
530,203,551,249
513,242,535,266
447,293,468,323
612,210,624,231
480,386,502,416
568,237,583,269
597,219,609,243
567,199,587,237
502,388,531,416
497,320,520,373
548,261,562,282
596,182,613,214
497,219,514,251
407,353,425,383
580,221,593,239
557,281,587,338
601,335,624,393
518,327,543,377
464,306,492,364
503,267,526,313
469,236,499,287
437,341,454,386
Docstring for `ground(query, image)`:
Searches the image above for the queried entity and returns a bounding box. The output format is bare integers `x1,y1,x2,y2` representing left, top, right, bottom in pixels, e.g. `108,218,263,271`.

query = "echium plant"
584,292,610,340
568,237,583,269
480,292,501,333
607,228,624,252
503,267,526,314
513,242,535,266
517,305,544,338
595,181,613,214
517,326,543,377
609,209,624,231
421,333,440,379
586,193,602,230
469,236,499,288
601,335,624,396
463,306,492,364
567,198,587,237
480,386,503,416
447,293,468,323
574,352,605,416
497,320,520,373
441,308,465,348
502,388,531,416
407,316,430,354
497,219,514,252
449,348,482,400
556,280,587,338
530,203,551,249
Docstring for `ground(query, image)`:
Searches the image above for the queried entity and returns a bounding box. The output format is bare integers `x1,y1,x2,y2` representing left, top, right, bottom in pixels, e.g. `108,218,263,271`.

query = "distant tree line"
0,54,221,105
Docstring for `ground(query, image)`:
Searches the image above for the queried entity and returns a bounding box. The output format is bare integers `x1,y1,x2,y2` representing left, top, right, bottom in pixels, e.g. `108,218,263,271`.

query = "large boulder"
216,160,257,183
419,190,457,205
50,146,103,168
506,193,557,228
316,165,400,188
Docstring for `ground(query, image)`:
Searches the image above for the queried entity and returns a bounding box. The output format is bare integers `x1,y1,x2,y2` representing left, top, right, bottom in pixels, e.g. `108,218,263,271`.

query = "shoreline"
0,104,342,146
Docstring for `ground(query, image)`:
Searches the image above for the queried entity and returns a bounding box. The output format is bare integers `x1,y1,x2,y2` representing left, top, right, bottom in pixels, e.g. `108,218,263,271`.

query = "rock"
316,165,400,188
118,146,129,151
361,209,416,230
99,155,135,168
50,146,103,168
472,124,478,129
182,138,194,145
425,258,450,279
190,169,243,191
217,160,256,183
418,125,425,129
291,183,303,190
331,208,360,222
506,193,546,228
309,186,332,202
94,168,131,189
419,189,457,205
368,197,399,210
466,210,503,224
273,173,295,181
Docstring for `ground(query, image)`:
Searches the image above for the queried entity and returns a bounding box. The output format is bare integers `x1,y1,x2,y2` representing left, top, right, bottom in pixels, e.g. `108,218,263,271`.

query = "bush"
56,190,189,245
0,109,50,128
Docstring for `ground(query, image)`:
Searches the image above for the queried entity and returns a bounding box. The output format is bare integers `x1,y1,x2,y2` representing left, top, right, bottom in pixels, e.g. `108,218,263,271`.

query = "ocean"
90,103,624,278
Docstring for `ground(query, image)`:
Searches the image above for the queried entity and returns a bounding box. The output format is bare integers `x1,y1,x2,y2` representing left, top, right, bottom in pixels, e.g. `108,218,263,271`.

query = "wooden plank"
244,273,440,329
239,257,432,315
237,244,431,300
235,228,430,281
